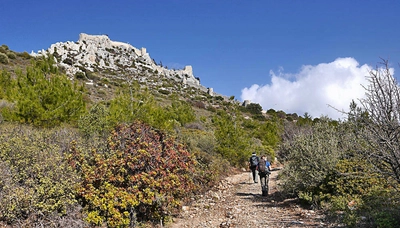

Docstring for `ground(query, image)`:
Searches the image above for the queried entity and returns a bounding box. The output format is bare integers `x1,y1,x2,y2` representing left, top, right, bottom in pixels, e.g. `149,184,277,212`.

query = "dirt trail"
168,168,340,228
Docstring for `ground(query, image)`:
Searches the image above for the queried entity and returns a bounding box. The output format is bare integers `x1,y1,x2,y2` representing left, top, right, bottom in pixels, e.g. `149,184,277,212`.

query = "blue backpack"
250,155,259,168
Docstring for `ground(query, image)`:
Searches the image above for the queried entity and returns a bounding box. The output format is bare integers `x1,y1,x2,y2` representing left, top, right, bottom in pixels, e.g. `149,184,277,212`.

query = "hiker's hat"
252,152,256,155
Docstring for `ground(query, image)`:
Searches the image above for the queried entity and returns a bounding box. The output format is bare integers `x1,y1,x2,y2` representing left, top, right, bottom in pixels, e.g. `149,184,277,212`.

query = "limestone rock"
31,33,221,95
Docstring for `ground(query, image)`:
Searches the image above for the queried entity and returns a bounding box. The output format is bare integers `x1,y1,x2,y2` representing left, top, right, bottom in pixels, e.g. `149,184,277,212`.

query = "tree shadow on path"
236,191,298,208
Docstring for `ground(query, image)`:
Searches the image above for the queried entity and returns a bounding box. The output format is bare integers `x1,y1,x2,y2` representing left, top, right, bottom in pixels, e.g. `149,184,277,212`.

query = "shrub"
68,121,196,226
279,119,342,196
0,53,9,64
253,113,266,121
158,89,170,95
213,111,252,166
0,124,81,225
280,115,400,227
108,86,174,130
245,103,263,115
6,51,16,59
178,129,230,193
1,57,86,127
75,71,86,79
0,70,12,99
78,103,112,138
167,100,196,126
16,51,32,59
374,210,400,228
323,158,400,227
0,45,8,53
207,105,217,112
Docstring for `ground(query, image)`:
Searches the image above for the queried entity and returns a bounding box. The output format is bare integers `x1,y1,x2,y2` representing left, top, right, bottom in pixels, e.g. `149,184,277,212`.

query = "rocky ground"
168,167,343,228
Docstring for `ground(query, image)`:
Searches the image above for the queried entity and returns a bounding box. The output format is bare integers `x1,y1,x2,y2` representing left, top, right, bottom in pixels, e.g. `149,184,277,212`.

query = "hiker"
258,155,271,196
249,152,259,183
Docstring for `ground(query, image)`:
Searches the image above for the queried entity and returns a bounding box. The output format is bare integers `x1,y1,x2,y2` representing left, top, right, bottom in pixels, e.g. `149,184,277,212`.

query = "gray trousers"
251,168,258,183
259,173,269,195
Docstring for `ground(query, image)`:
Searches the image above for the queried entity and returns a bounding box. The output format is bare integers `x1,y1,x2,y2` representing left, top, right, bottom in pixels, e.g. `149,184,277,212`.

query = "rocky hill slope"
32,33,226,98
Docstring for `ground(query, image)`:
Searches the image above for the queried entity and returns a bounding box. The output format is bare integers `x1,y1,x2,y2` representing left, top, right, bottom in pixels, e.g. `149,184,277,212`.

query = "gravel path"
168,168,341,228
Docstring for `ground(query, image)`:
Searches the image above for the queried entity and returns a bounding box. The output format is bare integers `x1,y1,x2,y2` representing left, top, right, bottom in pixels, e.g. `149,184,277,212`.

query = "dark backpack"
258,158,267,173
250,155,259,168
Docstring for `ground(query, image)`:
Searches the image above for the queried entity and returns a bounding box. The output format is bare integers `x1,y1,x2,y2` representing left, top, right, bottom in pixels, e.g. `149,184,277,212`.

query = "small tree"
245,103,263,115
213,110,251,166
1,56,86,127
167,99,196,126
350,59,400,185
78,103,112,138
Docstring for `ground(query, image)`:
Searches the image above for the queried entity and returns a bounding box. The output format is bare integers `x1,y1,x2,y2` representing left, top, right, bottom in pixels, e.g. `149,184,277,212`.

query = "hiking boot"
262,191,268,196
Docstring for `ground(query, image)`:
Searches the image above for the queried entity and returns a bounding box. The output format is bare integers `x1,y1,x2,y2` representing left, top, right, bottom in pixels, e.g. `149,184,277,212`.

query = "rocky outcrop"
32,33,208,92
242,100,251,107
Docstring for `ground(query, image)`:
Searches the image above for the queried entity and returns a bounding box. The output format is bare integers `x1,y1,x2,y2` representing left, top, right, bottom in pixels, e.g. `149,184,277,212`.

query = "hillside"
1,37,399,228
0,39,290,227
31,33,229,103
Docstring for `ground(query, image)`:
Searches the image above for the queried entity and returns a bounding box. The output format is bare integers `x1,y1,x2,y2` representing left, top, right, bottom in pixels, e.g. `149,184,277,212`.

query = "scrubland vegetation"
0,45,399,227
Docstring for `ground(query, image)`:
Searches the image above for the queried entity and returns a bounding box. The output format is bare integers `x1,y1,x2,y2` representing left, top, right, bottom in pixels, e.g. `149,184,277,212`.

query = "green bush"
109,86,173,130
374,210,400,228
16,51,32,59
75,71,86,79
213,111,251,166
279,119,342,196
167,99,196,126
1,56,86,127
245,103,263,115
109,86,197,131
6,51,16,59
207,105,217,112
78,103,112,138
0,70,12,99
0,53,9,64
253,113,266,121
327,158,400,227
178,128,230,193
280,115,400,227
62,58,73,65
0,45,8,53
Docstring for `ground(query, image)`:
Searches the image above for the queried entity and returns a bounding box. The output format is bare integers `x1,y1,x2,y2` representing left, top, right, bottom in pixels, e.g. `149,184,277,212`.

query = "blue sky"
1,0,400,119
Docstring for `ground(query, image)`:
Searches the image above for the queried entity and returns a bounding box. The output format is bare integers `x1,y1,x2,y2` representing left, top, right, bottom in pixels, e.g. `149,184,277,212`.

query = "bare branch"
354,59,400,184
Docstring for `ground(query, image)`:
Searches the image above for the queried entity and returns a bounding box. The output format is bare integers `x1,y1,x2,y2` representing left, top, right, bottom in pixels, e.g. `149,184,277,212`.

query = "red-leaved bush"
68,121,195,227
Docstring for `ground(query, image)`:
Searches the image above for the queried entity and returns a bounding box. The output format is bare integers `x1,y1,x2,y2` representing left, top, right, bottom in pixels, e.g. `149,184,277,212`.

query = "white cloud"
240,57,372,120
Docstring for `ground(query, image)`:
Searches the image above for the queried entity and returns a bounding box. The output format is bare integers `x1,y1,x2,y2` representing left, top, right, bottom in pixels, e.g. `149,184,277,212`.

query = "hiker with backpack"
257,155,271,196
249,152,259,183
